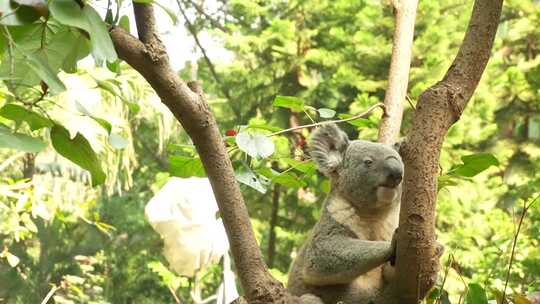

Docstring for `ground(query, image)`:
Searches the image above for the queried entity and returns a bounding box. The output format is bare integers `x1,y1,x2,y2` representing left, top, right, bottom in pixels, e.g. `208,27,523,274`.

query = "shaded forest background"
0,0,539,303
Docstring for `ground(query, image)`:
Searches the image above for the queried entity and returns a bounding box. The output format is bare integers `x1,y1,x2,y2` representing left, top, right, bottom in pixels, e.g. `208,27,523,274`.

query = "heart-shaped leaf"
449,153,499,177
273,95,305,112
50,124,106,186
0,104,53,130
169,155,205,177
49,0,117,62
236,168,267,193
236,132,275,159
465,283,488,304
317,108,336,118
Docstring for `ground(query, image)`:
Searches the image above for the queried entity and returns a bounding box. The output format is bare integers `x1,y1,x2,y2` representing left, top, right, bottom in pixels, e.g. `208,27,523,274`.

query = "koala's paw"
389,228,398,266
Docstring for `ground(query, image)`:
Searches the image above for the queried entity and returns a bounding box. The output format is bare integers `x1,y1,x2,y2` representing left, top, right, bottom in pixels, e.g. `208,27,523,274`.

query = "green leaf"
94,79,122,97
75,101,112,134
449,153,499,177
118,15,130,32
169,155,205,177
246,123,283,132
0,1,41,26
0,104,53,130
50,124,106,186
337,113,374,127
0,124,46,152
236,132,275,159
465,283,488,304
257,167,306,188
320,179,330,194
92,117,112,134
106,60,121,74
49,0,117,62
317,108,336,118
236,168,267,193
283,158,316,173
154,1,179,25
25,51,67,93
273,95,305,112
426,288,451,304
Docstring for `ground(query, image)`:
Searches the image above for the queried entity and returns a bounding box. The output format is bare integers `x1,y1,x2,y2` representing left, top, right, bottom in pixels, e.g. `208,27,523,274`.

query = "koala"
287,123,405,304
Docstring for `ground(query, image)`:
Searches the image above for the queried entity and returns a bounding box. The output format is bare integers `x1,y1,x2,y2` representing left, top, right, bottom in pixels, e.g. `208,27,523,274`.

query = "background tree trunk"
395,0,503,302
377,0,418,144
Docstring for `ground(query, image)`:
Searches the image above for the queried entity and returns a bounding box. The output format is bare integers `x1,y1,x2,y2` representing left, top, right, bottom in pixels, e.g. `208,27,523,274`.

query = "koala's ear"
392,137,407,155
309,123,349,175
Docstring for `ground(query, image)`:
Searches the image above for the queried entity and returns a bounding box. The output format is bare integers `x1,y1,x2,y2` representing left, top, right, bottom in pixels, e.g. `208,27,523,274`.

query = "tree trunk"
395,0,503,302
377,0,418,144
109,4,299,303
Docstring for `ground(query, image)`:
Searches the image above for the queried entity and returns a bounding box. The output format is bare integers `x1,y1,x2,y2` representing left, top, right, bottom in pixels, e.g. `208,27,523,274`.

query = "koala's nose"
384,166,403,188
388,169,403,184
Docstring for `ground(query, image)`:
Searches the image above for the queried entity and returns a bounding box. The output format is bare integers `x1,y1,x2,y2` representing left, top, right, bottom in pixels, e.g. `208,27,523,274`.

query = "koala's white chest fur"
327,195,398,241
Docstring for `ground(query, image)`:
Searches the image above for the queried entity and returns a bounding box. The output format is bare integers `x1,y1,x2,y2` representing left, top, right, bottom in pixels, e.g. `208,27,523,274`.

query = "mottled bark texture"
109,4,299,303
377,0,418,144
395,0,503,303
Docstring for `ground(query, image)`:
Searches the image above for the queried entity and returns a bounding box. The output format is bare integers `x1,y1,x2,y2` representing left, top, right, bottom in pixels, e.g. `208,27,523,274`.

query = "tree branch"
182,0,230,33
110,3,296,303
395,0,503,302
178,3,230,97
133,3,158,45
377,0,418,144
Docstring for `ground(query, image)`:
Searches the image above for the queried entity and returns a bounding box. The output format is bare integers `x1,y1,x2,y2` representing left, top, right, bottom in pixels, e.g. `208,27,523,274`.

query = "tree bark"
377,0,418,144
395,0,503,302
109,4,297,303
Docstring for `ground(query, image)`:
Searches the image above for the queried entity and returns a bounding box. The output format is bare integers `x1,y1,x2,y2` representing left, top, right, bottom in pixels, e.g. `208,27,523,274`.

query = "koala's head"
309,124,404,209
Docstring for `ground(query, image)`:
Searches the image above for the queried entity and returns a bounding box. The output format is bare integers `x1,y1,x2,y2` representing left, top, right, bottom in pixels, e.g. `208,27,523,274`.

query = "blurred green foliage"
0,0,539,303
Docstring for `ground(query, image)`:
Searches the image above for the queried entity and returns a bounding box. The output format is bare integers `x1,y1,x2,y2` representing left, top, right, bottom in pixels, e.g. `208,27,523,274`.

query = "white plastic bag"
145,177,229,277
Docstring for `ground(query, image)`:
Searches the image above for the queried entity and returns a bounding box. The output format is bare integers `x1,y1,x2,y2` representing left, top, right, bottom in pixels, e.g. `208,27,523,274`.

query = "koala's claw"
435,242,445,258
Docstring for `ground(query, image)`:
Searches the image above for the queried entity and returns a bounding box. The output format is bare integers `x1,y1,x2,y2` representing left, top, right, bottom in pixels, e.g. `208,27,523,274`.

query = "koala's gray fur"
287,124,409,304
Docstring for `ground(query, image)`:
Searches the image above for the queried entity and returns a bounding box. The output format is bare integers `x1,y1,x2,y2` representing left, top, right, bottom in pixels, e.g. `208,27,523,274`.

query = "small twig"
406,95,416,110
182,0,230,33
177,2,233,103
268,103,385,137
501,194,540,303
40,285,59,304
168,285,182,304
436,254,453,304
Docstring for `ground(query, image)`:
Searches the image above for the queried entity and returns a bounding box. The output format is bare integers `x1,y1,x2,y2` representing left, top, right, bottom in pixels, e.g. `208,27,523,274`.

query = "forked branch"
395,0,504,302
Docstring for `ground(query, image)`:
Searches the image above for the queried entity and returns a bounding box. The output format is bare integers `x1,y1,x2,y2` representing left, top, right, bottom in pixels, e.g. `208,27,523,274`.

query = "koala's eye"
363,158,373,166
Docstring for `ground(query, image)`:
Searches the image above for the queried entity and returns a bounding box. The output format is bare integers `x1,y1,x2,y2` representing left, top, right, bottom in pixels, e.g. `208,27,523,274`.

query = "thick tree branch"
377,0,418,144
133,3,158,45
395,0,503,302
110,3,296,303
